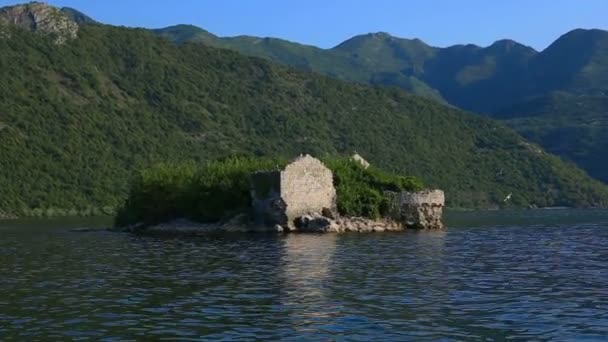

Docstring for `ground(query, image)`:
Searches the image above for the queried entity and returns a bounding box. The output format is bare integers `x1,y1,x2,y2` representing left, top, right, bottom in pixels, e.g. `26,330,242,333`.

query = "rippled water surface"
2,210,608,340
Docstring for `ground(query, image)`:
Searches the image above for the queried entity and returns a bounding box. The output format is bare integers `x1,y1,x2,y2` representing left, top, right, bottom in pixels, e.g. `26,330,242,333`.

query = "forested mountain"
1,3,608,217
156,25,608,183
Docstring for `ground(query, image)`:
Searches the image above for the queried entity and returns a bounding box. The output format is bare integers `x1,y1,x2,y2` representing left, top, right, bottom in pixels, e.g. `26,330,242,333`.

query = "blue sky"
2,0,607,50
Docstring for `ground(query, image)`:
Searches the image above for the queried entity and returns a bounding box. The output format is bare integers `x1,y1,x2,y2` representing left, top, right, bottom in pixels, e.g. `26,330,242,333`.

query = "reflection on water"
281,234,338,329
1,211,608,340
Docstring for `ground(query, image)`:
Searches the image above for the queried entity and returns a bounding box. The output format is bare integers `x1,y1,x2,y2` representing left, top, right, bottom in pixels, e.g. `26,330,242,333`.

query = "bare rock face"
0,2,78,44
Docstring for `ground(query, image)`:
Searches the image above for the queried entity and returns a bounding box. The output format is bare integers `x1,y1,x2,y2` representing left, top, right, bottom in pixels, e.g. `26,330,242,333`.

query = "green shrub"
114,157,284,226
325,158,423,218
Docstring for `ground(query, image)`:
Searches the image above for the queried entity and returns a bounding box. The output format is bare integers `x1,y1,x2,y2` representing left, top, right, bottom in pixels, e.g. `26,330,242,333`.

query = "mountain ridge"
153,23,608,184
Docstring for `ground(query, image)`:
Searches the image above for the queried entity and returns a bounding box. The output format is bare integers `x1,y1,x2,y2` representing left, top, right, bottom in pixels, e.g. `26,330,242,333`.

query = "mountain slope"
527,29,608,95
155,25,608,111
495,29,608,182
156,25,608,183
156,26,448,102
1,5,608,216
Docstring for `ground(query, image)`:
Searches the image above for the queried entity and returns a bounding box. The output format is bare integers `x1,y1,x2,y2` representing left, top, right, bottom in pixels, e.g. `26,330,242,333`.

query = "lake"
1,210,608,340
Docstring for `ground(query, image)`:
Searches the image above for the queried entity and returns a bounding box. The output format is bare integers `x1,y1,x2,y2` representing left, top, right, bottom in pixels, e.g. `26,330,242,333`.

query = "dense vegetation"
1,9,608,217
157,25,608,183
498,92,608,183
115,157,423,226
115,158,284,226
325,158,423,219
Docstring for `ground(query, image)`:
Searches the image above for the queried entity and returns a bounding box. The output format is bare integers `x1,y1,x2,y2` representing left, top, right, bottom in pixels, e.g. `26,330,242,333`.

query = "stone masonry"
386,190,445,229
251,155,337,229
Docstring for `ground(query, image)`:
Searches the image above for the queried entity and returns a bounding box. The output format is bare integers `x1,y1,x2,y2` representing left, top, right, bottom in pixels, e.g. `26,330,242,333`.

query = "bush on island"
115,156,423,227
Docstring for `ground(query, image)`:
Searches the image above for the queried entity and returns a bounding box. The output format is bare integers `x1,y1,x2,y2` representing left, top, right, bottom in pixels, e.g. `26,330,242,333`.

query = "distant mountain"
155,25,608,183
60,7,96,24
153,24,216,44
1,2,607,216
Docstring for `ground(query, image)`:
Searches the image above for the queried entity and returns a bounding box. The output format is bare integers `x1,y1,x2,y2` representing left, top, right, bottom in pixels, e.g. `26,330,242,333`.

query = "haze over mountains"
156,24,608,184
1,2,608,216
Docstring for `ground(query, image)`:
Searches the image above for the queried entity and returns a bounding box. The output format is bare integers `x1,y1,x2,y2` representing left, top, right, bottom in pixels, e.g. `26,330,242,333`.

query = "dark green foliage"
115,157,423,226
325,158,423,218
499,92,608,183
115,157,284,226
153,25,216,44
1,21,608,217
157,26,608,184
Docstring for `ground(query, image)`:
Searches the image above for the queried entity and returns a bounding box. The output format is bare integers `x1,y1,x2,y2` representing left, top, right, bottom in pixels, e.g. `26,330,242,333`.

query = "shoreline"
0,206,597,222
123,215,418,235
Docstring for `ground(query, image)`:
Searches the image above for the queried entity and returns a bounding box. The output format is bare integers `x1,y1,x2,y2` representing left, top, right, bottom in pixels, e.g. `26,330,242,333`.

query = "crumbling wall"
251,155,337,228
250,171,287,226
386,190,445,229
280,155,336,226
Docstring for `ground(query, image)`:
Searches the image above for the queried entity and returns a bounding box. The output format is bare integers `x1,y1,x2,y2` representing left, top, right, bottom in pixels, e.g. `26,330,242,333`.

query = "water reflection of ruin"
279,234,339,330
277,230,451,333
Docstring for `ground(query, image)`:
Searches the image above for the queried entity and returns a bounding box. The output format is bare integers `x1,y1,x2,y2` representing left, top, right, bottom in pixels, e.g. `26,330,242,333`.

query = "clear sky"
2,0,607,50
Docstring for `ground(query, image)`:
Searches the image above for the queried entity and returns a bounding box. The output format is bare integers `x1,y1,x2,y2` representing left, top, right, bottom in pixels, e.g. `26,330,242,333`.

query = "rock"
321,207,336,219
351,153,370,169
295,214,333,232
0,2,79,44
292,214,406,233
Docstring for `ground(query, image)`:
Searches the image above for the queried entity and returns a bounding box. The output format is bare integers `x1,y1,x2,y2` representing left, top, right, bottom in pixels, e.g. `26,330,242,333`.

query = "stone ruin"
250,155,337,230
385,190,445,229
250,155,445,231
350,153,370,169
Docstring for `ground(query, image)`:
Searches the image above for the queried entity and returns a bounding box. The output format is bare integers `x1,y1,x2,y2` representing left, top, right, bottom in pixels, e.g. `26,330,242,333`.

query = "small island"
116,154,445,234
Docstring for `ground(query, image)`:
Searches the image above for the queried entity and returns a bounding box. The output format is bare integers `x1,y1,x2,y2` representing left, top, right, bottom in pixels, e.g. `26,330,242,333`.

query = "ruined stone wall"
280,155,336,225
251,155,444,231
250,171,287,225
399,190,445,206
387,190,445,229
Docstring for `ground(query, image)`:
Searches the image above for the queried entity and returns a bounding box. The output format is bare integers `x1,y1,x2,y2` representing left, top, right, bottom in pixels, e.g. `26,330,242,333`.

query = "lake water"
1,210,608,340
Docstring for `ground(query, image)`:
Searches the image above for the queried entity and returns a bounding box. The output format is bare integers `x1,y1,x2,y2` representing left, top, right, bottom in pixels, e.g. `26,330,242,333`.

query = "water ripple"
1,214,608,340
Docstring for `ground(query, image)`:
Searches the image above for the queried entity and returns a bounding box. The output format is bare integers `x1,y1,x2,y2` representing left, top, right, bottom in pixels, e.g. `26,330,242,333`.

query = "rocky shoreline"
124,217,404,235
125,209,441,236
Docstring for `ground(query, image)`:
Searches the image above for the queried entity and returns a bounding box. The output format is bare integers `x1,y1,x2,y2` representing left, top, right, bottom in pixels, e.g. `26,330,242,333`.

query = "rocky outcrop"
132,204,441,235
294,213,404,233
130,213,407,235
0,2,78,44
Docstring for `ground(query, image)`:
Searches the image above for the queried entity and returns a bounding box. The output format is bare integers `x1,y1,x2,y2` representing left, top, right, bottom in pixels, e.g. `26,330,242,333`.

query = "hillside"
156,25,607,114
156,25,608,183
1,4,608,217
